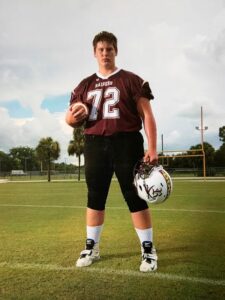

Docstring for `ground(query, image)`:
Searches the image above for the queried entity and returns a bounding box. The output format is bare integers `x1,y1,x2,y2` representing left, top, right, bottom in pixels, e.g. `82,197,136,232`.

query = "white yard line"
0,203,224,214
151,208,225,214
0,261,224,287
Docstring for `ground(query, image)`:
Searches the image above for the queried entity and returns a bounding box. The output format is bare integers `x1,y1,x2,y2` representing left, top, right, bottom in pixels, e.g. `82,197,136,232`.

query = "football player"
65,31,158,272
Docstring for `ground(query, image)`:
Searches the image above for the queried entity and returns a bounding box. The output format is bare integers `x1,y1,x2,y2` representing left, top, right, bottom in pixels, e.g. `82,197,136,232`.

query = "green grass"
0,180,225,299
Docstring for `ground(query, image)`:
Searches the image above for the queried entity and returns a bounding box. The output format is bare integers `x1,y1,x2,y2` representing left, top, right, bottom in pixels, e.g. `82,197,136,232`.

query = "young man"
65,31,158,272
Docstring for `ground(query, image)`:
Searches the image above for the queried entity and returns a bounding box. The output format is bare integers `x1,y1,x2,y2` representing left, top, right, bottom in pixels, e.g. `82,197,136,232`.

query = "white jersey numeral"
103,87,120,119
87,89,102,121
87,87,120,121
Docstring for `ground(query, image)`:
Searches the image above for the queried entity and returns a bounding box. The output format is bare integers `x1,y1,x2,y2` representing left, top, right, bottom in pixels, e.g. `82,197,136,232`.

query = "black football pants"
84,132,148,212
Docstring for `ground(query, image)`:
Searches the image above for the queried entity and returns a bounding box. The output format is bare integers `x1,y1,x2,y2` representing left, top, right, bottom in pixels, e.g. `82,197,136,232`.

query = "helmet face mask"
133,162,172,204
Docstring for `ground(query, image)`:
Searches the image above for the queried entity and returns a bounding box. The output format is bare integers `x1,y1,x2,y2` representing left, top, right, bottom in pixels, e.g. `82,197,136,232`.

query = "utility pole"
195,106,208,177
161,134,164,165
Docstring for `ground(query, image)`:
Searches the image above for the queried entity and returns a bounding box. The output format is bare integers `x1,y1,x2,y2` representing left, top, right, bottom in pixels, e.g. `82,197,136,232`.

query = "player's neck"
98,66,118,77
96,68,120,79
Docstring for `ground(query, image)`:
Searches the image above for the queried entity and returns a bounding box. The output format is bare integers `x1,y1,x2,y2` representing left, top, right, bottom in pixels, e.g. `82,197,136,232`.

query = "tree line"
159,126,225,175
0,127,85,181
0,126,225,178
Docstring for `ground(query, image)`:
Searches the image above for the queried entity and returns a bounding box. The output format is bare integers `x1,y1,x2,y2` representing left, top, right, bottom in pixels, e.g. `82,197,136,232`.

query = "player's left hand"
143,150,158,165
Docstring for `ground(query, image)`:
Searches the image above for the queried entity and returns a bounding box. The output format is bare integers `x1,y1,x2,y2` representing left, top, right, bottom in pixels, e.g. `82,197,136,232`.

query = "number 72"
87,87,120,120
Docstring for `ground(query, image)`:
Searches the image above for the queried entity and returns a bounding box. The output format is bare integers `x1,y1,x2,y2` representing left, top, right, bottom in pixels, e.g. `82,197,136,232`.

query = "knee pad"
87,190,108,211
123,189,148,212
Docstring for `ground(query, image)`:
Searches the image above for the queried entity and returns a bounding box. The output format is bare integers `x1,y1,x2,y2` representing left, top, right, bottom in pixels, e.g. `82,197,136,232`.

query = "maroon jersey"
70,69,154,135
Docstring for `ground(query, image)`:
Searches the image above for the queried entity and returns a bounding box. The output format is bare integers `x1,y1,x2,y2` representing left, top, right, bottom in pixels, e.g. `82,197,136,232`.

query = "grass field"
0,179,225,299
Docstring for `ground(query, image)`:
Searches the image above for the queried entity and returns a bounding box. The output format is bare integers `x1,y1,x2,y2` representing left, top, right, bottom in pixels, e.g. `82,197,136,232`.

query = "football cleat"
140,241,158,272
76,239,100,267
134,161,173,204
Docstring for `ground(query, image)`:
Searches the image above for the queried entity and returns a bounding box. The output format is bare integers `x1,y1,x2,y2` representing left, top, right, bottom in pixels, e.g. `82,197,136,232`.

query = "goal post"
158,148,206,177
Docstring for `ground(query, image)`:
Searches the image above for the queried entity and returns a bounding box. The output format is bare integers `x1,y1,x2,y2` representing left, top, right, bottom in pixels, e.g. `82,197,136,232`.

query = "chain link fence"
1,167,225,181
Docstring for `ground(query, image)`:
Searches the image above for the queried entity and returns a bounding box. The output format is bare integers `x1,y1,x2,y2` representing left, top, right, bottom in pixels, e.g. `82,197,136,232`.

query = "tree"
213,126,225,168
68,126,85,181
36,137,60,182
0,151,13,173
219,126,225,143
215,144,225,167
189,142,215,167
9,146,38,171
187,142,216,176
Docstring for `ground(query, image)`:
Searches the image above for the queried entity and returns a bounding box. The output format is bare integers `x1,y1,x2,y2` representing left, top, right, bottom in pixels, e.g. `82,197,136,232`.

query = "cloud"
0,0,225,162
0,107,73,162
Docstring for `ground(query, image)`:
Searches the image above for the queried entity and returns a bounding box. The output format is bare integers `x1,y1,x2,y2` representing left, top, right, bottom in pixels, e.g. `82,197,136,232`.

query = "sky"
0,0,225,164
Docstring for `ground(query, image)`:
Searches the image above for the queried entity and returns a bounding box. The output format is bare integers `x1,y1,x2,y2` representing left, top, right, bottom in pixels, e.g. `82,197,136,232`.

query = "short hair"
92,31,118,53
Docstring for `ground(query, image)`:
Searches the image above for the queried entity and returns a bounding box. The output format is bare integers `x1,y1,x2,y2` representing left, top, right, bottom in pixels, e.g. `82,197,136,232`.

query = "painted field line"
0,203,224,214
151,208,225,214
0,261,224,287
0,204,87,209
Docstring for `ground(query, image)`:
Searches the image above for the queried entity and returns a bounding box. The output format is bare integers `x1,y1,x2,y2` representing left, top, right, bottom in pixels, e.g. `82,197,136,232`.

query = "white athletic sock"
86,225,103,244
135,227,153,244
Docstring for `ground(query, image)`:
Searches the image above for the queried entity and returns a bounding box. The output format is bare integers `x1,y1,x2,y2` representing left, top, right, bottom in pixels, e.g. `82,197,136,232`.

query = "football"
71,102,89,115
65,102,89,128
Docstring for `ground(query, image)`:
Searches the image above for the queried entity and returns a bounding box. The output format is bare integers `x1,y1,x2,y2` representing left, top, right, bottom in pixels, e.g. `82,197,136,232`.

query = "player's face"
94,41,117,70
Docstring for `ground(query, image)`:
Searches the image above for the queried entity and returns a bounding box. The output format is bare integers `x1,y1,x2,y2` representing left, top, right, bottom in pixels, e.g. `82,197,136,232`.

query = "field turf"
0,180,225,299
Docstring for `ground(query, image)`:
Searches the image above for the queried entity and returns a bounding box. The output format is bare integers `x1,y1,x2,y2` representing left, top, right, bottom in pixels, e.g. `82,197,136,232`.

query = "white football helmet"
134,162,172,204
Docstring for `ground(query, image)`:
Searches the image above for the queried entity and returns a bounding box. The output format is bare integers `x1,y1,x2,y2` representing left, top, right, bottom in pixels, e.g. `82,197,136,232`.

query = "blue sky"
1,100,33,118
0,0,225,163
1,94,69,117
41,94,69,114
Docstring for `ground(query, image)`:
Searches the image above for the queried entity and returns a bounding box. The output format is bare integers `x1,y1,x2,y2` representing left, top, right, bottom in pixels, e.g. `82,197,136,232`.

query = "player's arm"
136,97,158,164
65,102,89,128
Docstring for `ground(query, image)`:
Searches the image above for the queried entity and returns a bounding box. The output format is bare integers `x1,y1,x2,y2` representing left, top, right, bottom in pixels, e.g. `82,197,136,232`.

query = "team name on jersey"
95,81,113,88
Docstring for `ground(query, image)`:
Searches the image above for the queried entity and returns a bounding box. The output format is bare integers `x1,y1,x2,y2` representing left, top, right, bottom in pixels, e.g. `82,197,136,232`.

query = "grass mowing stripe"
0,262,224,287
0,204,224,214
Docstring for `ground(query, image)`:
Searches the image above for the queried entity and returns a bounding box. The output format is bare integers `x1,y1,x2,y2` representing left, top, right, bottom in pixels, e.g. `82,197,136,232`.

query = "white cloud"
0,0,225,162
0,107,74,162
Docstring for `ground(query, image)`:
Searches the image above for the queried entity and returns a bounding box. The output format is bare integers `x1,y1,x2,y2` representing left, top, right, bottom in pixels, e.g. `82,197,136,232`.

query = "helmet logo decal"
143,183,162,200
133,161,172,204
159,170,172,198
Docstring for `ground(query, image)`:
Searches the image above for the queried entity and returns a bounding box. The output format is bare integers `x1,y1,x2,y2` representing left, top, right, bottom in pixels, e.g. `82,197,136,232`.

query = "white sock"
86,225,103,244
135,227,153,244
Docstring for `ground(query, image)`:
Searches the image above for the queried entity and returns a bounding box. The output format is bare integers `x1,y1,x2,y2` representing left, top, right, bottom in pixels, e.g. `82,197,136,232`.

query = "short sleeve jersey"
70,69,154,136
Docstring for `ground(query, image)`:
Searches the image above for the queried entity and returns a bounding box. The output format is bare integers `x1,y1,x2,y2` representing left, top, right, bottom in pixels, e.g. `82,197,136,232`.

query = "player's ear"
93,47,97,57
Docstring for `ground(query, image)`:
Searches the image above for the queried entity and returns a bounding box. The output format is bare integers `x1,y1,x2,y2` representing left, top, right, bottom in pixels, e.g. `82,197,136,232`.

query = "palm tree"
68,126,85,181
219,126,225,143
36,137,60,182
